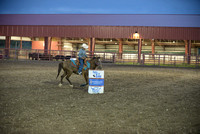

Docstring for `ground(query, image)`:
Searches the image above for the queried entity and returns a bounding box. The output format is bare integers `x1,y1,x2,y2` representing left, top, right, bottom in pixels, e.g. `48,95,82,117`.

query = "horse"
56,57,102,88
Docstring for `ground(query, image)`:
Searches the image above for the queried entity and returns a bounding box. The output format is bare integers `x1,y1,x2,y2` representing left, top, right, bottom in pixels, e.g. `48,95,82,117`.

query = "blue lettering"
89,79,104,86
91,87,102,93
92,71,102,78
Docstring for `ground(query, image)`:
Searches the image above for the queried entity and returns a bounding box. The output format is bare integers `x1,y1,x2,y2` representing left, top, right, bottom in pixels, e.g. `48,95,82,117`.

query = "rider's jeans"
78,58,84,73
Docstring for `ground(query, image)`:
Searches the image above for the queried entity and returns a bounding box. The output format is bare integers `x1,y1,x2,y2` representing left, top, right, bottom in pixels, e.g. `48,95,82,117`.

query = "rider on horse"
78,43,88,75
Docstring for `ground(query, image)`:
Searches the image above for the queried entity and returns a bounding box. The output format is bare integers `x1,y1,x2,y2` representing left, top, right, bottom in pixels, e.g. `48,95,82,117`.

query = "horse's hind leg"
58,72,67,87
66,71,73,88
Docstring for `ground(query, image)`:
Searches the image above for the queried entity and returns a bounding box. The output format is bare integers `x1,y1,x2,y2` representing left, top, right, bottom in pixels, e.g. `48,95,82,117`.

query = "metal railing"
0,48,199,67
115,53,200,67
0,48,116,63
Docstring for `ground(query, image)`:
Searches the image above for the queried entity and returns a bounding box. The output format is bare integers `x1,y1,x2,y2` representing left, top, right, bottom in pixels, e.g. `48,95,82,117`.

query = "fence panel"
0,49,116,63
0,48,199,67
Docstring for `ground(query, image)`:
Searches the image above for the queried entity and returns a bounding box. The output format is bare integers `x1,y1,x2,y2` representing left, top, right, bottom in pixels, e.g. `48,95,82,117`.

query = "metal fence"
115,53,200,67
0,48,116,62
0,48,199,67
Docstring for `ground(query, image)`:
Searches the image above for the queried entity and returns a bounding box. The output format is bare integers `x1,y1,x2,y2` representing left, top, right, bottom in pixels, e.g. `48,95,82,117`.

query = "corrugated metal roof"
0,14,200,27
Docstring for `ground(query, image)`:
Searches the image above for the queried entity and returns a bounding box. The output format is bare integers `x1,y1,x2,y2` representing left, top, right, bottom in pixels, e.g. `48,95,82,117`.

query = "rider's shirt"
78,48,87,59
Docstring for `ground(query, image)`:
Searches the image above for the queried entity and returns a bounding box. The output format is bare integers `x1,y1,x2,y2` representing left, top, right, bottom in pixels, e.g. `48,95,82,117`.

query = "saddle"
71,58,89,70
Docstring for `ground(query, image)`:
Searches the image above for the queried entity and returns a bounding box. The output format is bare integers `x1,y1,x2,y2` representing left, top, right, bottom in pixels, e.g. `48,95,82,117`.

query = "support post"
118,39,123,59
44,37,52,55
184,40,191,64
184,40,188,56
188,40,191,64
20,37,22,49
49,38,52,53
151,39,155,57
92,37,95,56
5,36,11,58
138,38,142,63
184,40,188,63
88,37,95,57
58,38,63,51
88,38,92,52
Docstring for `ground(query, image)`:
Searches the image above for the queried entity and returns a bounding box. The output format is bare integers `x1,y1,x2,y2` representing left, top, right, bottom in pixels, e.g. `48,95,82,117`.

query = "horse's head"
91,57,102,70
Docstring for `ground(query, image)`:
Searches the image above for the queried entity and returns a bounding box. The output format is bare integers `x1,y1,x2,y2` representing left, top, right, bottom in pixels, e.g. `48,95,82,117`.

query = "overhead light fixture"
133,31,140,39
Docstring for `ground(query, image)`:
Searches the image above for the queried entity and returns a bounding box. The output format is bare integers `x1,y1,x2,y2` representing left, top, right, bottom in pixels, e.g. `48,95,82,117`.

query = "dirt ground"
0,60,200,134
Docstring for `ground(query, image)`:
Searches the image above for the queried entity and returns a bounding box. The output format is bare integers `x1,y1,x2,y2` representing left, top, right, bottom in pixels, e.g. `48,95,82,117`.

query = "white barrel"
88,70,104,94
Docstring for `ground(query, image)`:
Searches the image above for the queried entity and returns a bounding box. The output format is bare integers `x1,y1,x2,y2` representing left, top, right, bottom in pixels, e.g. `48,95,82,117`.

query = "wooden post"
92,37,95,56
184,40,191,64
88,38,92,52
49,37,52,54
44,37,48,55
5,36,11,58
188,40,191,55
151,39,155,57
44,37,52,55
57,38,61,51
143,54,145,65
88,37,95,57
20,37,22,49
184,40,188,56
118,39,123,59
184,40,188,63
138,38,142,63
188,40,191,64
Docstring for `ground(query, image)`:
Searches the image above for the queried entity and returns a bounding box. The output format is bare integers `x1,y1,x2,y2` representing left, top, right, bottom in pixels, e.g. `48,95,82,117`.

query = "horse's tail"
56,62,63,79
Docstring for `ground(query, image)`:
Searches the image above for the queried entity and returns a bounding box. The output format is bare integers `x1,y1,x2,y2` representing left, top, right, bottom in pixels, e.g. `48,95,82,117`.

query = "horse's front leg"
85,72,89,85
80,71,88,87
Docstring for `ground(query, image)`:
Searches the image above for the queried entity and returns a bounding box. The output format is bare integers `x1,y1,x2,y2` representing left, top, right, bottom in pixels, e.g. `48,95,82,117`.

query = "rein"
70,57,102,70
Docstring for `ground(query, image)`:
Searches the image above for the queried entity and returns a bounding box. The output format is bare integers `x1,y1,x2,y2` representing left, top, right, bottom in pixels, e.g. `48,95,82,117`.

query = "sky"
0,0,200,14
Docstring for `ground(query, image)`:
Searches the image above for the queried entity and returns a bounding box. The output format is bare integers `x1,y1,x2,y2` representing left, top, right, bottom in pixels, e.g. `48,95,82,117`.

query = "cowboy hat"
82,43,88,49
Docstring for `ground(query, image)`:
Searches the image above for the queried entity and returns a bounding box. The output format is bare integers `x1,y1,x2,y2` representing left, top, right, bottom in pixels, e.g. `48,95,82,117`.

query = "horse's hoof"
80,84,88,87
80,84,86,87
69,85,74,88
58,83,62,87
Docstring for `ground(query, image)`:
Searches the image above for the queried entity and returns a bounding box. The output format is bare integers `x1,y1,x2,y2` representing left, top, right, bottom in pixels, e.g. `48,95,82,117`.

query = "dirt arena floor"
0,60,200,134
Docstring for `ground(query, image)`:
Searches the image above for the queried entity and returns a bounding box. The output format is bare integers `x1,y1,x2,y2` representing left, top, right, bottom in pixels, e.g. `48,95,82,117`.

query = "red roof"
0,14,200,27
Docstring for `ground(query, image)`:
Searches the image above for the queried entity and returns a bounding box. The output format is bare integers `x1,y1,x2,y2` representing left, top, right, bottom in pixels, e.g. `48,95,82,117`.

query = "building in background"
0,14,200,58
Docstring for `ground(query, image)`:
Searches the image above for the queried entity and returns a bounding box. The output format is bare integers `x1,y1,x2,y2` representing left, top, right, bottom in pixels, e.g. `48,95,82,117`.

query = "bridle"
94,58,103,69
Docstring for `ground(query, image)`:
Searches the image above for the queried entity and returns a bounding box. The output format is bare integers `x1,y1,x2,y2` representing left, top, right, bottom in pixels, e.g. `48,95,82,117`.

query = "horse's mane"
91,57,100,60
